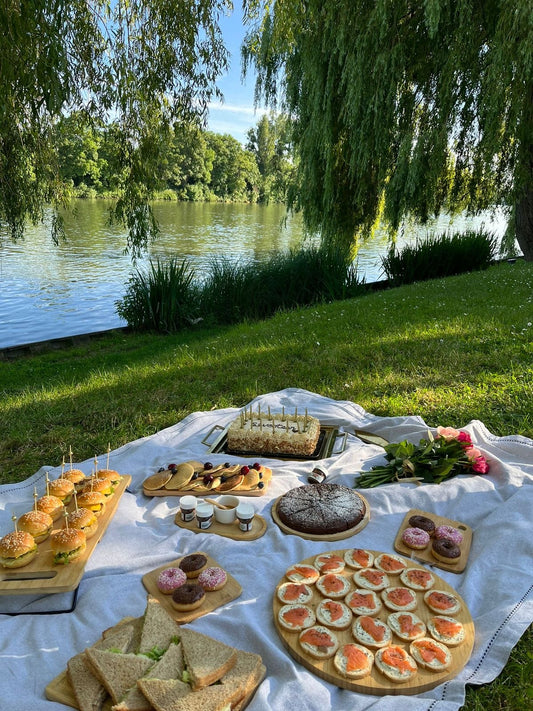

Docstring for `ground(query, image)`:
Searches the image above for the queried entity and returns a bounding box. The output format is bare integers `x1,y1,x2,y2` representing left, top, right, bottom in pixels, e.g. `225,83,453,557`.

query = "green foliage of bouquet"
356,427,490,488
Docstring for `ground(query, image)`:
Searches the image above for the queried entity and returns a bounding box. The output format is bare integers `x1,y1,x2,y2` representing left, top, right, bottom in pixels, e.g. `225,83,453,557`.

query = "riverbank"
1,259,532,708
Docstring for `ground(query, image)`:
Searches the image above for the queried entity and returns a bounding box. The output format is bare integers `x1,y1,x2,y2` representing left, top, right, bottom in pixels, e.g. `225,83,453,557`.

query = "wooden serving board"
46,615,264,711
46,666,264,711
0,476,131,595
144,484,267,497
142,552,242,624
174,512,267,541
271,493,370,541
394,509,473,574
273,549,474,696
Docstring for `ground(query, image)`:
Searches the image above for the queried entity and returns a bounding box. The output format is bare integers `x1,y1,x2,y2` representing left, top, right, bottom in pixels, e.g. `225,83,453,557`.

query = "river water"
0,201,507,349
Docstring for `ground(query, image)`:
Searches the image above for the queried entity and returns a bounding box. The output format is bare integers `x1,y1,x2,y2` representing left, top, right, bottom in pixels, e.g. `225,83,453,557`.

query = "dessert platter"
142,552,243,624
271,483,370,541
143,460,273,497
202,408,347,460
394,509,473,574
0,473,131,596
46,594,265,711
273,548,474,695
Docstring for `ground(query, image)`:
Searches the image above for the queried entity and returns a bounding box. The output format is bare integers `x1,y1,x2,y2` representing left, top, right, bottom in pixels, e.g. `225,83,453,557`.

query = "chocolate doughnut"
408,515,436,536
431,538,461,564
179,553,208,578
171,582,206,611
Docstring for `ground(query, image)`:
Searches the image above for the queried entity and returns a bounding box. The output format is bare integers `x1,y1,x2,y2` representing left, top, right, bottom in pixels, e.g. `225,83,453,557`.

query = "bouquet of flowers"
356,426,489,489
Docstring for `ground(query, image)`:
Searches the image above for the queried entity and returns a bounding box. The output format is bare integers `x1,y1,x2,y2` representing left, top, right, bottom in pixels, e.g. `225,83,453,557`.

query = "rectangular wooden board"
45,613,264,710
174,512,267,541
394,508,473,573
142,552,242,624
144,483,268,497
0,475,131,595
46,667,265,711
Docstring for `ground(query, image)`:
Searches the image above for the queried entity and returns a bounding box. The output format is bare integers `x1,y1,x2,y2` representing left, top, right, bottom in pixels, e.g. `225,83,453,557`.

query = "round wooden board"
271,493,370,541
273,549,474,696
174,512,267,541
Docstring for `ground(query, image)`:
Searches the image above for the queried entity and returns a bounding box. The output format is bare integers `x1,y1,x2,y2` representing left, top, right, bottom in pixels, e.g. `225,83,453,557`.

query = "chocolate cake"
276,483,366,535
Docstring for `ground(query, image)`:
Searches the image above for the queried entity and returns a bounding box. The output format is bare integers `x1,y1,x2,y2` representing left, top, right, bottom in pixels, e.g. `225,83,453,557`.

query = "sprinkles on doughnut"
401,527,431,550
198,566,227,591
156,567,187,594
434,525,463,546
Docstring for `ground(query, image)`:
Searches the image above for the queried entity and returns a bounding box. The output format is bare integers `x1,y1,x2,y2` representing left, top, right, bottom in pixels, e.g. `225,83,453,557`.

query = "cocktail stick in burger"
76,490,106,516
48,476,75,505
0,531,38,568
81,476,114,498
36,494,64,522
50,528,87,565
64,508,98,539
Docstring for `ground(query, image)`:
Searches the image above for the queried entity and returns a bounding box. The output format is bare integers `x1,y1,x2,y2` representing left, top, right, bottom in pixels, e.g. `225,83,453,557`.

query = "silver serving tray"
201,424,346,461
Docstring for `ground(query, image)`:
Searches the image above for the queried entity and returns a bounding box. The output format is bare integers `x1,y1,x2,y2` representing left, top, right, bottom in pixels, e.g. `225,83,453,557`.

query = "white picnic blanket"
0,388,532,711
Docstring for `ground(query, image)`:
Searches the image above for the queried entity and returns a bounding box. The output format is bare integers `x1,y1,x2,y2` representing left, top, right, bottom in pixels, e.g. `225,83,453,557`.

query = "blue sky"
206,6,269,144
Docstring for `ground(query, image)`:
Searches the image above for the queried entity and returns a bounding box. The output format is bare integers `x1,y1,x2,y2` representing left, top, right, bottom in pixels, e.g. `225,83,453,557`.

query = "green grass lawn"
1,259,532,707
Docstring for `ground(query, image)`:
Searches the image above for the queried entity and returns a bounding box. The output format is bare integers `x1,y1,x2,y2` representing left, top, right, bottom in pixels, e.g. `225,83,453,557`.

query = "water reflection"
0,201,507,348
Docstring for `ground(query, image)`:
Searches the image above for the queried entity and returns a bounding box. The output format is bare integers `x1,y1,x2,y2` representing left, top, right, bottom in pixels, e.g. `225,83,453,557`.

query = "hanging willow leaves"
0,0,231,255
243,0,533,260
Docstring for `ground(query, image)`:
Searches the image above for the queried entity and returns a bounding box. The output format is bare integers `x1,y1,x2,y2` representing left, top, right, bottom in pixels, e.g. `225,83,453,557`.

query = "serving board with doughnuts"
143,460,272,497
0,475,131,596
394,509,473,574
142,552,242,624
273,549,474,696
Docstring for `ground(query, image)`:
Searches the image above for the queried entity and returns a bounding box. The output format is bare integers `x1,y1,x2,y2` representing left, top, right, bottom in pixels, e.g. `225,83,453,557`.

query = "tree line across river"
56,112,294,206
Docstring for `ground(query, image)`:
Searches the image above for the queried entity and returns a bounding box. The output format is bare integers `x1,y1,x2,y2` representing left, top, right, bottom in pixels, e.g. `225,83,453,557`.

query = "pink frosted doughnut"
157,567,187,594
434,525,463,545
198,566,227,591
401,527,431,550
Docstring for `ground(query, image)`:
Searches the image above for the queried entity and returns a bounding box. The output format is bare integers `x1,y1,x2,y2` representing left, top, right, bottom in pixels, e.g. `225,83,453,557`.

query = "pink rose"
465,446,482,461
437,426,460,440
457,431,472,446
472,456,489,474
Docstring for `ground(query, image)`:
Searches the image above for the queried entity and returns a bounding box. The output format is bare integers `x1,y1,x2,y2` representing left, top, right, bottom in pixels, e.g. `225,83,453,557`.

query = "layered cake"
276,483,366,535
227,408,321,456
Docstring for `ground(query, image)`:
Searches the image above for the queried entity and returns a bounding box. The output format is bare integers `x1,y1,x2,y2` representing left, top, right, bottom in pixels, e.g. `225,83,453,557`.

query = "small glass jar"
196,502,214,529
236,503,254,532
308,465,328,484
179,495,197,522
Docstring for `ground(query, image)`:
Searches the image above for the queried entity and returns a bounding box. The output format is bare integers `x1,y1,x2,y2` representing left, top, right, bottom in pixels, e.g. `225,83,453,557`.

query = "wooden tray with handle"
273,548,474,696
142,552,242,624
394,509,473,574
0,475,131,596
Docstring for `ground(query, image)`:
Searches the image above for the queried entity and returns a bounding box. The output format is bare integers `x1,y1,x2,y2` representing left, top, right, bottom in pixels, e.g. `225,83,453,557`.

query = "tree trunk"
516,186,533,261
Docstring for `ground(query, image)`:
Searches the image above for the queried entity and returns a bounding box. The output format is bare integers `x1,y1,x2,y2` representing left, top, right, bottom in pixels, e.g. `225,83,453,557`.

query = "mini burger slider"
97,469,121,488
76,490,106,516
17,510,54,543
81,477,114,498
48,477,75,505
62,468,87,490
36,494,64,522
50,527,86,565
0,531,38,568
65,508,98,539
